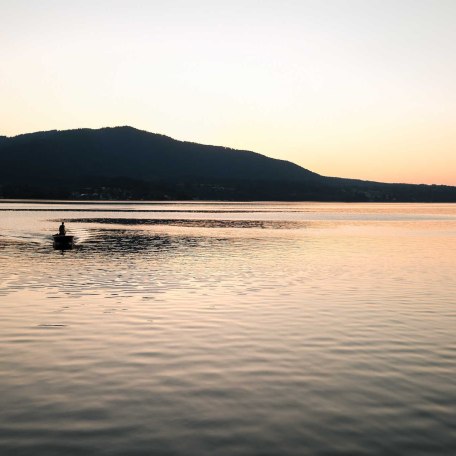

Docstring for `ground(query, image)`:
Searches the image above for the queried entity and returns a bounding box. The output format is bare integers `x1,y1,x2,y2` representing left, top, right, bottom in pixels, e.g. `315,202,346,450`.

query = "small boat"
53,234,75,249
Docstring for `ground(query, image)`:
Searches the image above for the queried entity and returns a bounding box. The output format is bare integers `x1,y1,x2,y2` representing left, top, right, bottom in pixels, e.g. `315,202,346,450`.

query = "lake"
0,201,455,455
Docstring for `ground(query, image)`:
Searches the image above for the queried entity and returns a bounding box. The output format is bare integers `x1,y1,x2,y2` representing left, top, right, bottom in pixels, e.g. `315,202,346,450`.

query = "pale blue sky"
1,0,455,184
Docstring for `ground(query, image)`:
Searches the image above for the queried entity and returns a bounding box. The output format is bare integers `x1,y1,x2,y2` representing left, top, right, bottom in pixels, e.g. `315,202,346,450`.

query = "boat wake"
0,227,93,247
0,230,51,245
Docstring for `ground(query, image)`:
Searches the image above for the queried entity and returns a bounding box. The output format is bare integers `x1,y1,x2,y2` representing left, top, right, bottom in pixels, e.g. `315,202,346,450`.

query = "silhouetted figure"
59,222,66,235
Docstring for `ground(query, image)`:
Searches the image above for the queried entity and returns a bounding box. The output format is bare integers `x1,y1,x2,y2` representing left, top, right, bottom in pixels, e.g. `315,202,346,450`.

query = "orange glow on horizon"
1,1,455,186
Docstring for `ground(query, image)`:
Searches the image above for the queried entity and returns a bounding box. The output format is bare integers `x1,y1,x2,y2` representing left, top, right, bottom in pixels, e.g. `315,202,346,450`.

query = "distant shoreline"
2,127,456,203
1,198,455,204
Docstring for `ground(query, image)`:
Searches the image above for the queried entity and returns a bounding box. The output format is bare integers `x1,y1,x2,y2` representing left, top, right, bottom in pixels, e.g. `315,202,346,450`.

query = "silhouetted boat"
53,234,74,249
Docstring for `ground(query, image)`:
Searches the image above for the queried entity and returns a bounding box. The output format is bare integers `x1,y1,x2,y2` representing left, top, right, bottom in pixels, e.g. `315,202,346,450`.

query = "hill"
0,126,455,202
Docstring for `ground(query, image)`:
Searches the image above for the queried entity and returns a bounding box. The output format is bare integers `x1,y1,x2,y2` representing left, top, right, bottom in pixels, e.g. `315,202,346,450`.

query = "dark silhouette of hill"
0,126,455,202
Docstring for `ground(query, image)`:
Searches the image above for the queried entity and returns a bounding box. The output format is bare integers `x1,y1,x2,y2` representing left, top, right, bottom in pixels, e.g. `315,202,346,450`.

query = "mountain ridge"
0,126,455,202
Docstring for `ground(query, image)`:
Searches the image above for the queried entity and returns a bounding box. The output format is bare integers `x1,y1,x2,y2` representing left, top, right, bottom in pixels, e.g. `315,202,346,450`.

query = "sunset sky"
1,0,455,185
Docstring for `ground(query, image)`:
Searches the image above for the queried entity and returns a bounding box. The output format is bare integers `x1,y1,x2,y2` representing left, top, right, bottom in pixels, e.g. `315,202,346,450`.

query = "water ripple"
0,202,455,455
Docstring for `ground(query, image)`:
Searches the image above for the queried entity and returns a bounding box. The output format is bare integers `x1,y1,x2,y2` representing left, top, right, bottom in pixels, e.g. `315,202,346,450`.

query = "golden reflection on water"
0,202,455,455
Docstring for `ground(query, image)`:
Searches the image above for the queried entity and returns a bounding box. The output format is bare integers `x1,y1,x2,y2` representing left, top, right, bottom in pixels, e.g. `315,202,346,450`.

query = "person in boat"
59,222,66,236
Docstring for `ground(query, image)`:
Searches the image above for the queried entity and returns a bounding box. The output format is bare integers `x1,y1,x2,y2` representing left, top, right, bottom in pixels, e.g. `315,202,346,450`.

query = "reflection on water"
68,217,312,229
0,201,455,455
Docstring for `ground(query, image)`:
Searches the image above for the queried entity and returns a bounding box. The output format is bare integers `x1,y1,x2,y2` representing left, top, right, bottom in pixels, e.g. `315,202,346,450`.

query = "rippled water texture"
0,201,455,455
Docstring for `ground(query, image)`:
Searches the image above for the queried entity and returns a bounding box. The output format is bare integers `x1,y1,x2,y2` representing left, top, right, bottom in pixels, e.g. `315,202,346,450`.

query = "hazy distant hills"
0,126,455,201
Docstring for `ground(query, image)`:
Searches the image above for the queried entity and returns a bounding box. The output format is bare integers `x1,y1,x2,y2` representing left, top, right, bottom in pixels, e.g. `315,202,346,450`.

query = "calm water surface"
0,201,455,455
